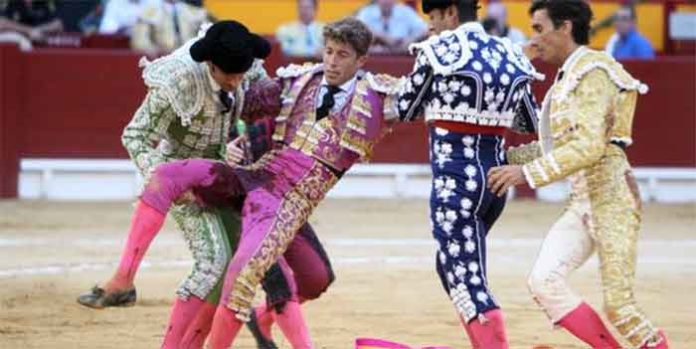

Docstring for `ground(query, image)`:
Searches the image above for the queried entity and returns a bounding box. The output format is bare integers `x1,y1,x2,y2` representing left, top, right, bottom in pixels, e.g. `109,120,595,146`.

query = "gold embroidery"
587,156,655,347
507,141,542,165
523,49,661,347
227,163,337,320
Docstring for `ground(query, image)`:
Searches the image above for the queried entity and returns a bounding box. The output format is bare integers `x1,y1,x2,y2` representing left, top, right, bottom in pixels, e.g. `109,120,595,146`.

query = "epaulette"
365,72,404,95
410,26,544,81
276,62,320,79
139,42,207,126
408,28,472,76
557,49,648,102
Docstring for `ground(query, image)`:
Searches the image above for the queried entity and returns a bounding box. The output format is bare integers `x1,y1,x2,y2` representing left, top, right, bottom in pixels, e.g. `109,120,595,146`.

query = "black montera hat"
190,20,271,74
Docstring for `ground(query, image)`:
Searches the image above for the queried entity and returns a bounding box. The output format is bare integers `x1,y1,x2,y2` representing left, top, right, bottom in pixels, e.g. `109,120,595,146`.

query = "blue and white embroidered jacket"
397,22,543,133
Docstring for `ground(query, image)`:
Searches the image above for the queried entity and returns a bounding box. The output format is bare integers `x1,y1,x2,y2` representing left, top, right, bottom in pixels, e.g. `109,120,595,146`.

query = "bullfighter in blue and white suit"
397,1,543,347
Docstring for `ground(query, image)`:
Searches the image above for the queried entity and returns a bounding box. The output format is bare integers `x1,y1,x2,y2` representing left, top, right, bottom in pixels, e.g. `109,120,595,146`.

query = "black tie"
316,85,341,121
219,90,232,114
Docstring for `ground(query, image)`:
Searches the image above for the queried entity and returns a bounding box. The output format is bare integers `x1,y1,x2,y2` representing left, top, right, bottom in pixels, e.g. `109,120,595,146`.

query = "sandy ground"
0,199,695,349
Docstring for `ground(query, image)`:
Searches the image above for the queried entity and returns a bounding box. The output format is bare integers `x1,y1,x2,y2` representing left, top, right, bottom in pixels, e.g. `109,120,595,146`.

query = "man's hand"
487,165,526,197
225,135,246,166
174,190,197,205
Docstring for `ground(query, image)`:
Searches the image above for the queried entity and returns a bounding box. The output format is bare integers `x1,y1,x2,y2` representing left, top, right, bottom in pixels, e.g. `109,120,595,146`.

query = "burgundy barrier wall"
1,46,694,198
366,56,696,166
0,45,22,198
16,49,145,158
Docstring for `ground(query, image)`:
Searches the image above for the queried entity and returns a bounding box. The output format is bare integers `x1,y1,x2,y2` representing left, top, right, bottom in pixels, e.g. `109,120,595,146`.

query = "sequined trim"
226,162,338,320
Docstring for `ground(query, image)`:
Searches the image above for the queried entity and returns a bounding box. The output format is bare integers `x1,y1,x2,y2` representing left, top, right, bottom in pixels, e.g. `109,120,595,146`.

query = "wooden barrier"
0,45,694,198
0,45,22,198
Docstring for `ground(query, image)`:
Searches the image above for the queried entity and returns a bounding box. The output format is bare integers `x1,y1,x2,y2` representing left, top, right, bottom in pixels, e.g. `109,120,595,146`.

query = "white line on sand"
2,254,696,278
2,237,694,278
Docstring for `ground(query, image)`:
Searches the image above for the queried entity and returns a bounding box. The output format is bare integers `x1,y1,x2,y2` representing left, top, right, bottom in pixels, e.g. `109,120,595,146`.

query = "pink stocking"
557,302,621,349
161,297,205,349
107,200,165,291
467,309,509,349
180,301,217,349
273,300,313,349
255,304,275,341
208,305,244,349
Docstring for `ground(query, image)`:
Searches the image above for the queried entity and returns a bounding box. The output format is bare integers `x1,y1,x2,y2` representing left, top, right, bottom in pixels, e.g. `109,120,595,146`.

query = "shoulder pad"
365,72,404,95
562,49,648,97
240,59,268,89
276,62,321,79
139,48,207,126
408,29,472,76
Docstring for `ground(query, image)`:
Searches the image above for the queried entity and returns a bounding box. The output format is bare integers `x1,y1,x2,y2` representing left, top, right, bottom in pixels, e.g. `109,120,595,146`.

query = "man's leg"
270,257,315,348
77,159,241,308
180,206,241,349
527,206,621,348
592,170,667,348
107,201,166,292
103,159,241,348
180,302,216,349
430,130,509,349
208,187,317,348
285,224,335,302
251,223,335,344
161,206,232,348
433,207,508,349
77,200,165,308
142,159,243,214
205,154,336,348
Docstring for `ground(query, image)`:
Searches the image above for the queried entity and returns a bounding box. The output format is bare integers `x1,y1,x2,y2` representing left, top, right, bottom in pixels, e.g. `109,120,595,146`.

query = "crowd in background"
0,0,208,54
0,0,655,60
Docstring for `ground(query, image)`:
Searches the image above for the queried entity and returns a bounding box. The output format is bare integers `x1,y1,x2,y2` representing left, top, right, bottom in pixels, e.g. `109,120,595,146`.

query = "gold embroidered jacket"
122,38,267,179
507,47,648,189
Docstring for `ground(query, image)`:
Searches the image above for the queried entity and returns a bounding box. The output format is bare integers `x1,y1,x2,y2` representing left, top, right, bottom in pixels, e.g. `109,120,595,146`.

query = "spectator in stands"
54,0,101,33
481,17,501,37
605,5,655,60
485,1,525,44
98,0,160,35
0,0,63,50
78,0,106,34
355,0,427,54
131,0,208,56
276,0,324,58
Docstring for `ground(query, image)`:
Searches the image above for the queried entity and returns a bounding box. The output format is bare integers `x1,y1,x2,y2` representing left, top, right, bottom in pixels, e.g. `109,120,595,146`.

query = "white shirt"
559,46,587,80
99,0,162,34
276,21,324,57
315,75,358,114
356,3,427,41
